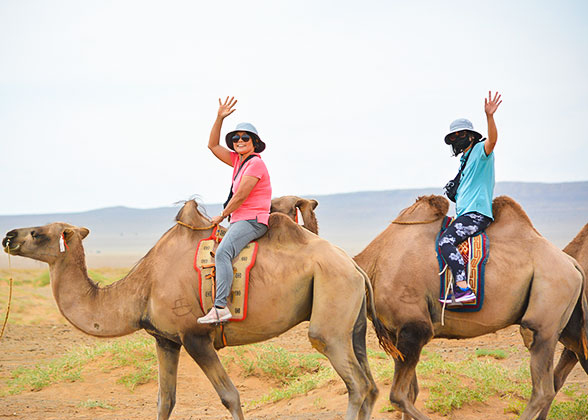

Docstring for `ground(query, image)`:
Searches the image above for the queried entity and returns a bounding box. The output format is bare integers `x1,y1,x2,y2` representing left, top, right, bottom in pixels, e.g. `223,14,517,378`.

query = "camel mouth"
3,243,20,254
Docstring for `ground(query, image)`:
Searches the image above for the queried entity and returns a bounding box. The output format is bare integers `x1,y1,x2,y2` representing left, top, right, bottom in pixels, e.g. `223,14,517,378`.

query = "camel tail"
352,261,404,361
574,263,588,360
581,300,588,360
580,284,588,360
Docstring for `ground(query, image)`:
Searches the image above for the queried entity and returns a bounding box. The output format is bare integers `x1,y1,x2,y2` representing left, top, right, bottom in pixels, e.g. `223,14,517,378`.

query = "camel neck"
48,241,144,337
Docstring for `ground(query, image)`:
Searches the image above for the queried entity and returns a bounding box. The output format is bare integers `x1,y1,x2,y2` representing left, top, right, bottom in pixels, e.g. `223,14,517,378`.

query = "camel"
353,195,588,420
534,222,588,419
1,199,399,420
271,195,319,234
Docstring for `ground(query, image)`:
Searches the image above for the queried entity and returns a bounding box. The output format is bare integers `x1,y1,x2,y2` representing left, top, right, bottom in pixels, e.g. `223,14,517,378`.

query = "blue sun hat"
444,118,483,144
225,122,266,153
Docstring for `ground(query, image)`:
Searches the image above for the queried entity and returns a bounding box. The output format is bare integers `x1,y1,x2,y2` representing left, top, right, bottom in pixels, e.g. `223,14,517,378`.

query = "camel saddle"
193,226,258,322
436,216,490,312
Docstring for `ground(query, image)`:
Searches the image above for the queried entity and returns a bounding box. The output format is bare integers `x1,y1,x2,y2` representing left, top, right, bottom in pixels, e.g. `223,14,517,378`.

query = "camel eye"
31,231,38,239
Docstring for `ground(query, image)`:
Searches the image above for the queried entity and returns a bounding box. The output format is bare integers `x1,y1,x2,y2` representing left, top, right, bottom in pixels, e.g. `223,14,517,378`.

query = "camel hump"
492,196,536,228
564,222,588,257
266,213,311,244
394,195,449,223
415,195,450,217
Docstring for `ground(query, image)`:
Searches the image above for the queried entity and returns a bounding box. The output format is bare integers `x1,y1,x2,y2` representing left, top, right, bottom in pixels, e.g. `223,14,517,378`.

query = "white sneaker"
197,307,232,324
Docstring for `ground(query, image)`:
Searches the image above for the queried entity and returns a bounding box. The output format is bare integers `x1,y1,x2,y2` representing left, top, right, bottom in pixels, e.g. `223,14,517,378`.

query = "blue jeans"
215,219,268,307
437,212,492,286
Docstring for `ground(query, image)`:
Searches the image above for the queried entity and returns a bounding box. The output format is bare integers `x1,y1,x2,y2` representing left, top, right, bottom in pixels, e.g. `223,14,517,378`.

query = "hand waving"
218,96,237,119
484,91,502,116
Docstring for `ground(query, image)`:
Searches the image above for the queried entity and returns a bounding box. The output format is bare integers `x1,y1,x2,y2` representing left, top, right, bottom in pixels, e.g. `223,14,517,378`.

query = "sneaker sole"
454,295,476,303
438,296,477,304
197,314,233,324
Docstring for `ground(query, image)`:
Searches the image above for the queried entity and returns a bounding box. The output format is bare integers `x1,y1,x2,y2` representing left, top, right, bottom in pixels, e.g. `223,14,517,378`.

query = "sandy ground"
1,281,587,420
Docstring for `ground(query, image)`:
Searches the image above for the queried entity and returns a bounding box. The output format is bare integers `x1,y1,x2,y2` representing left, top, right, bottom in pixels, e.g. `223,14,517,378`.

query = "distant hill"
1,181,587,268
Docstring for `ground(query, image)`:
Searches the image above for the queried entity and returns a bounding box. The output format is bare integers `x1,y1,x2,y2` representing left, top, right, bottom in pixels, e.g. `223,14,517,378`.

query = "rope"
0,247,14,340
441,280,452,326
391,216,442,225
176,220,216,231
205,256,228,345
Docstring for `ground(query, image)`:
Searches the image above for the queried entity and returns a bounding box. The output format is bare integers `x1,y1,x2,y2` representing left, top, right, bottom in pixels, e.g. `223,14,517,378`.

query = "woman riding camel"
438,91,502,304
198,97,272,324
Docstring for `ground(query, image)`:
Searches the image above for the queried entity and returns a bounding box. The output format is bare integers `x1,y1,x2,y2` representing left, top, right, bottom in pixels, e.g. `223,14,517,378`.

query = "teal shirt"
455,141,495,219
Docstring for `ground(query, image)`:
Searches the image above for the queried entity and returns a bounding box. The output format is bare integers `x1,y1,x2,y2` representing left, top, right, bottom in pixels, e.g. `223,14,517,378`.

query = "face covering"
451,137,473,156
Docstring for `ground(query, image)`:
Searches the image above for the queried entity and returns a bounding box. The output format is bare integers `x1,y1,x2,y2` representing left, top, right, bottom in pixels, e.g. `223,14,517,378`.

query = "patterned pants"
438,212,492,286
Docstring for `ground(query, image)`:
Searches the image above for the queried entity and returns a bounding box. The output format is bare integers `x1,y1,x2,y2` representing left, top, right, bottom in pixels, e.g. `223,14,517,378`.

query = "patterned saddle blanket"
436,216,490,312
193,226,258,321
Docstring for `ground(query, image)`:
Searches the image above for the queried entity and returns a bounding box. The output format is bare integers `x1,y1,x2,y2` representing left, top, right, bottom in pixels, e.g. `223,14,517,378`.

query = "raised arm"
484,91,502,156
208,97,237,166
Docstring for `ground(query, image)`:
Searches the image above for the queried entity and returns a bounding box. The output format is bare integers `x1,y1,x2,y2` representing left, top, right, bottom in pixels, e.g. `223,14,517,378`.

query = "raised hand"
218,96,237,119
484,91,502,116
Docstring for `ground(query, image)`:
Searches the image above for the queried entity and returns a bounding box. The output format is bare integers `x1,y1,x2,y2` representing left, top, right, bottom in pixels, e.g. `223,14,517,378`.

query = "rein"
176,221,216,231
391,216,442,225
0,245,14,340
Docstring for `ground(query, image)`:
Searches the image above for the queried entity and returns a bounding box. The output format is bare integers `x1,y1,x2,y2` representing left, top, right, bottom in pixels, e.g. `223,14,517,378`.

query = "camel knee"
520,323,537,350
389,388,409,412
530,388,556,411
368,384,379,401
219,391,241,412
308,328,328,354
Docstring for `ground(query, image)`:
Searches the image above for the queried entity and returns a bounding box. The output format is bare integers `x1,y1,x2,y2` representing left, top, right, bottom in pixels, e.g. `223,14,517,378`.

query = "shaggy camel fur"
354,195,587,420
271,195,319,234
2,200,399,420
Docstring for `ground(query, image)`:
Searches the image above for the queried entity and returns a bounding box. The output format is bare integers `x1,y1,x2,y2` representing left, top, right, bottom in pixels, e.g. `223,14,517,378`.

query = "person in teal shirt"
438,91,502,304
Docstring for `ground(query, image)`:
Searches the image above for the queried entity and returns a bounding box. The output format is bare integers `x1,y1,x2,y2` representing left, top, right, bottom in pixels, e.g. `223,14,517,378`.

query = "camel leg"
308,275,372,420
388,321,433,420
308,329,370,420
518,325,558,420
182,333,244,420
154,337,182,420
536,348,578,420
399,373,419,420
352,298,379,420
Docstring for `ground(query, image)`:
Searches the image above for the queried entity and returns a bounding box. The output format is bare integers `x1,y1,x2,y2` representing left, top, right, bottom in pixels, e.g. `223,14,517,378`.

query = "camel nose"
2,230,17,247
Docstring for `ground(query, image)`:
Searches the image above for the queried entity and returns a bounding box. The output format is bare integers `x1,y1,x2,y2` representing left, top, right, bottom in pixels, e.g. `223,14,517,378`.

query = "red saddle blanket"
193,227,258,322
436,216,490,312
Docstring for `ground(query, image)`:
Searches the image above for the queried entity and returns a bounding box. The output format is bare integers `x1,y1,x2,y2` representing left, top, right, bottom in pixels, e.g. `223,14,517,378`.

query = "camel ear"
295,198,318,211
63,228,75,241
63,227,90,241
294,198,319,235
294,198,306,211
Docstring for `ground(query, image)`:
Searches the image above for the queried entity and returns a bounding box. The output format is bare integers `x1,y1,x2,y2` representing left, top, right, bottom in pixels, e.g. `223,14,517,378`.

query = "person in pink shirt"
198,97,272,324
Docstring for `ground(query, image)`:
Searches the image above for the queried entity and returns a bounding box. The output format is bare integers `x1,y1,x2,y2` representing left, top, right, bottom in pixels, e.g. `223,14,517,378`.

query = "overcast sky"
1,0,587,215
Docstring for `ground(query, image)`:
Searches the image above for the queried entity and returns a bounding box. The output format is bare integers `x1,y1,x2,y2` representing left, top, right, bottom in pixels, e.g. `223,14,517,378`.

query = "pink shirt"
229,152,272,225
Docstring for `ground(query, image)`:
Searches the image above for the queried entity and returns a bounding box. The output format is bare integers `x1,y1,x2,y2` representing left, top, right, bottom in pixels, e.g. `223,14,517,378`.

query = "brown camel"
535,222,588,419
353,195,588,420
2,200,399,420
271,195,319,234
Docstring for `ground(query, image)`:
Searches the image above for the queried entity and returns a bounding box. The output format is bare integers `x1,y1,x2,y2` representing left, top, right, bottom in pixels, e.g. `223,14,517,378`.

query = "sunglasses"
231,134,252,143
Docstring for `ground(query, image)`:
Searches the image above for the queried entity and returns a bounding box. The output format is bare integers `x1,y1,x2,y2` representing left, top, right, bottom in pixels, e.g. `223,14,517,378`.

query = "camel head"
2,223,90,264
271,195,319,235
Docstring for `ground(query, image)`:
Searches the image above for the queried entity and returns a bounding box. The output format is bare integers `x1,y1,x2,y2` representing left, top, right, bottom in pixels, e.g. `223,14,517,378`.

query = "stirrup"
448,282,463,307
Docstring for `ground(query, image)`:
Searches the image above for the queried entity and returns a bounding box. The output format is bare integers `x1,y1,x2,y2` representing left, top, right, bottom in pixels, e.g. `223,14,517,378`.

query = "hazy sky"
1,0,587,215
